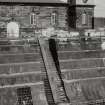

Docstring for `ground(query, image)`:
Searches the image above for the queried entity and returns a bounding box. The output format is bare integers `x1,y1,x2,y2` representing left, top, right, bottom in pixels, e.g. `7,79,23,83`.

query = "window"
51,12,58,26
82,12,88,25
30,13,37,25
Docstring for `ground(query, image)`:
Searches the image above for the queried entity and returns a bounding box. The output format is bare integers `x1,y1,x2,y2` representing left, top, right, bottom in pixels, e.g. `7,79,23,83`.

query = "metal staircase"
38,38,69,105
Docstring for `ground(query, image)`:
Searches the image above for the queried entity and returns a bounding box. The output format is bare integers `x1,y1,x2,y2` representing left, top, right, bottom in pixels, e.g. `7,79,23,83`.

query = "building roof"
0,0,67,4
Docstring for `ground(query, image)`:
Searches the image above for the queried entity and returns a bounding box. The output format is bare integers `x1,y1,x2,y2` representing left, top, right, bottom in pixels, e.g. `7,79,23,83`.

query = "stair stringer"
38,38,70,105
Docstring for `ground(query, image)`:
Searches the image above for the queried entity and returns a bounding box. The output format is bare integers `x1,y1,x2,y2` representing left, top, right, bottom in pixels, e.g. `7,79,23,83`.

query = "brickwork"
68,0,95,30
76,7,94,29
0,5,67,38
68,6,94,30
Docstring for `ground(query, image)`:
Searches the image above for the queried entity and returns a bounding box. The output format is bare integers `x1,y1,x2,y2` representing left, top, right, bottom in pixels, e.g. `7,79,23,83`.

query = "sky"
94,0,105,17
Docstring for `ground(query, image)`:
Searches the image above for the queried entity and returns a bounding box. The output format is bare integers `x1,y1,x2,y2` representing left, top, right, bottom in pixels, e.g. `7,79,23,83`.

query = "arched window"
30,13,38,25
7,22,19,38
51,11,58,26
82,12,88,25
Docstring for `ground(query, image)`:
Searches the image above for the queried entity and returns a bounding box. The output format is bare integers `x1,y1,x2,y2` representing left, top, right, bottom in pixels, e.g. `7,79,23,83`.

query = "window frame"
51,11,58,27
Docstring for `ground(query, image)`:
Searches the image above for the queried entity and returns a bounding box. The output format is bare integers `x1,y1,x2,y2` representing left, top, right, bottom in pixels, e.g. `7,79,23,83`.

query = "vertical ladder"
38,38,69,105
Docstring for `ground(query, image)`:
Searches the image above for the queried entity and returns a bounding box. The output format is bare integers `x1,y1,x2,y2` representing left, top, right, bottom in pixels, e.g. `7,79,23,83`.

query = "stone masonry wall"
0,5,67,38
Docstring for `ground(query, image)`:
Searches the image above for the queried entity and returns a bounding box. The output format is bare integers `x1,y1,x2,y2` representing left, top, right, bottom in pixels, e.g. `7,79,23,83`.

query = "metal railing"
50,35,103,51
0,38,40,53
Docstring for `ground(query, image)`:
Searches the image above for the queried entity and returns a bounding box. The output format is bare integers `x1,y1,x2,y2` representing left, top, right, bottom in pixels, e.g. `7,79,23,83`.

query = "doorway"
7,21,19,38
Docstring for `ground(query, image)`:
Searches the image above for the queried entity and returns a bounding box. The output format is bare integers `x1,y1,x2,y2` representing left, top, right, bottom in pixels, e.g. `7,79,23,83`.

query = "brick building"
0,0,95,38
0,0,68,38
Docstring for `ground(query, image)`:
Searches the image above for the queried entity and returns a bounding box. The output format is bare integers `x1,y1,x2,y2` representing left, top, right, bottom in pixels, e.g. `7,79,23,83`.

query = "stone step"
0,38,39,53
58,50,105,60
0,48,40,54
60,58,104,70
0,62,44,75
0,43,40,53
64,78,105,103
0,53,42,64
0,73,42,86
57,40,101,51
61,67,105,80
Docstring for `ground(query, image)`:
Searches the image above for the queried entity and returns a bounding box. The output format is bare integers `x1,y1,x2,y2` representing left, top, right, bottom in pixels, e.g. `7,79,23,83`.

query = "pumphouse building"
0,0,95,38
